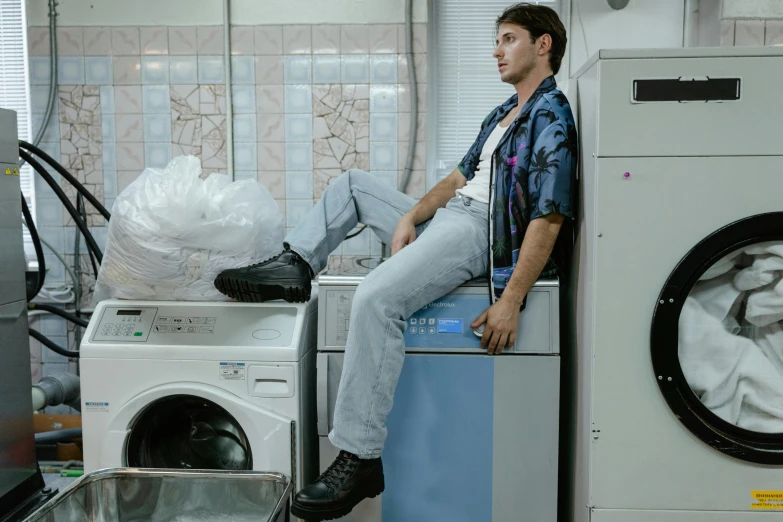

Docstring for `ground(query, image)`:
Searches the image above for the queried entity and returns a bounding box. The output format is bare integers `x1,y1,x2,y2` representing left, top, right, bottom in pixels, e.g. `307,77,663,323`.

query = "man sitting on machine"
214,3,577,520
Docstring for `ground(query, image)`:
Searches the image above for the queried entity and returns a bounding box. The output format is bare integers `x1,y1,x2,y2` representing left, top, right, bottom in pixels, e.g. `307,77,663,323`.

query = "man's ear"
538,34,552,56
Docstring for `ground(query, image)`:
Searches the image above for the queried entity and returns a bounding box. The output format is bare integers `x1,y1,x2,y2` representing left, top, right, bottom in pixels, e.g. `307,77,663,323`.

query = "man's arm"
471,214,563,354
406,168,467,225
501,213,563,307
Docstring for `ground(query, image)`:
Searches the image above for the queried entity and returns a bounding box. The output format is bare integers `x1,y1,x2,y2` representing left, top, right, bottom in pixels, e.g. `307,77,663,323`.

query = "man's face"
493,23,538,85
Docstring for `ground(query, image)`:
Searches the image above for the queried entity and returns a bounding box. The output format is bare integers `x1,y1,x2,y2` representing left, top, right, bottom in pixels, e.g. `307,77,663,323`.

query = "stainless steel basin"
23,468,292,521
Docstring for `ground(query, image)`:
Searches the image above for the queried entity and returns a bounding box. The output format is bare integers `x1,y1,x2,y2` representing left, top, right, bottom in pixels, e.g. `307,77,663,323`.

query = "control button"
429,327,435,334
205,317,216,325
171,326,184,333
410,318,417,325
409,327,416,334
172,317,185,324
154,325,169,333
428,318,435,325
473,324,485,337
124,332,132,336
157,316,171,324
419,327,426,334
186,326,199,333
200,326,214,334
187,317,201,324
133,332,142,337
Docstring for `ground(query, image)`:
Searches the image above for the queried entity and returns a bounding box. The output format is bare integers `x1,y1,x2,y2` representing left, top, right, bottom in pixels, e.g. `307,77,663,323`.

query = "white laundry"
699,250,743,281
745,279,783,327
679,241,783,434
93,156,284,303
679,296,783,433
733,245,783,291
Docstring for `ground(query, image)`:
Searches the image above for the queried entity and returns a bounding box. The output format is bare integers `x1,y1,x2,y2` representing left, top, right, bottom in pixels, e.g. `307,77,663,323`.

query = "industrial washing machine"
316,258,562,522
80,293,319,504
570,47,783,522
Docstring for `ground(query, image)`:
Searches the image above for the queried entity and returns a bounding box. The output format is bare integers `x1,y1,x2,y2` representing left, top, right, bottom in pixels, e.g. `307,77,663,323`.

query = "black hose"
28,304,89,328
35,428,83,444
19,141,111,221
21,195,46,299
29,329,80,358
19,149,103,264
77,194,99,277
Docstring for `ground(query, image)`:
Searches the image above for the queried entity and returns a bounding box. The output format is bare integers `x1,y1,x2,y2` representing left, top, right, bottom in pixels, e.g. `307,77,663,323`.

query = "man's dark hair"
496,2,567,75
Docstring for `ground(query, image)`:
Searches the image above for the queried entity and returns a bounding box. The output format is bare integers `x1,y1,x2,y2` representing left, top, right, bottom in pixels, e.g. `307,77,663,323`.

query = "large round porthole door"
126,395,253,470
651,212,783,464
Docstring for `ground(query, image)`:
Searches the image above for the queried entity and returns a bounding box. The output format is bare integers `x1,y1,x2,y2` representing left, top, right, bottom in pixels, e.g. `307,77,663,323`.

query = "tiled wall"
719,19,783,45
27,23,428,400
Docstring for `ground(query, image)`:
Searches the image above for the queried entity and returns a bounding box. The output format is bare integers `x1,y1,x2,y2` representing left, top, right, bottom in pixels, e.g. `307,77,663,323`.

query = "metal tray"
23,468,292,522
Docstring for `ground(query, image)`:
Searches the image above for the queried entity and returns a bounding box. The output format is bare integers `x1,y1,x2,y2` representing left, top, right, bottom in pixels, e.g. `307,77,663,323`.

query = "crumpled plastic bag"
92,156,284,303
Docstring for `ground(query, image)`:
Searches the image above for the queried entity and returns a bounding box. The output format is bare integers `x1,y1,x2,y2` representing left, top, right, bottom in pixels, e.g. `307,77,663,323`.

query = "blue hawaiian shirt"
458,76,578,300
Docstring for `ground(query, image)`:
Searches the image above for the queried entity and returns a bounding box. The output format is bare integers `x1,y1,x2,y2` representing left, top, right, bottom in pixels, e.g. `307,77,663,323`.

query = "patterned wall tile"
111,27,141,55
370,25,398,54
255,26,283,55
341,25,370,54
313,25,340,54
112,56,142,85
56,27,84,56
140,27,169,55
283,25,312,54
313,84,369,171
169,27,198,55
197,26,224,55
28,27,50,56
84,28,112,55
734,20,765,46
256,85,285,113
231,26,255,55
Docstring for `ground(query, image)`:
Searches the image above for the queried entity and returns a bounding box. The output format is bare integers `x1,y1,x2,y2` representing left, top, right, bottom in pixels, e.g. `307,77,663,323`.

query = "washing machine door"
651,212,783,464
126,395,254,470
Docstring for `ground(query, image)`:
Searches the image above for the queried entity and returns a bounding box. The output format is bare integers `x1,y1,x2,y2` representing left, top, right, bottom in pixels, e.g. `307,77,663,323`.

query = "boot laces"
317,451,358,495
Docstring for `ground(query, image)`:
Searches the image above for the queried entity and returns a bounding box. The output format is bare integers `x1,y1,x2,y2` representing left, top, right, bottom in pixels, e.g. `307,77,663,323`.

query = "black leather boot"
214,247,314,303
291,451,384,521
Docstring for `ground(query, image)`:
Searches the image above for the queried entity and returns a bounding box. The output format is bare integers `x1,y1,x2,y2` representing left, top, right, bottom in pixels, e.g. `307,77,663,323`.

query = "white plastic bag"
93,156,284,303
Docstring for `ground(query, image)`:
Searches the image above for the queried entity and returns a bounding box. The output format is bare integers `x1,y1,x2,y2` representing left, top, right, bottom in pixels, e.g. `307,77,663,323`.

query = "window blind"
0,0,34,257
431,0,562,184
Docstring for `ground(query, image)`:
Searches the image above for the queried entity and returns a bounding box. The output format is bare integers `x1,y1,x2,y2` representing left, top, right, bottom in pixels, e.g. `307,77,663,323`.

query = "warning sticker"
219,362,246,380
4,166,19,176
751,491,783,510
84,401,110,413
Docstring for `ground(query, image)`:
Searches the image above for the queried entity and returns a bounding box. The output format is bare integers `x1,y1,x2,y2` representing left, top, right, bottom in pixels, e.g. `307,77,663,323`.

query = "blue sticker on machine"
438,319,463,334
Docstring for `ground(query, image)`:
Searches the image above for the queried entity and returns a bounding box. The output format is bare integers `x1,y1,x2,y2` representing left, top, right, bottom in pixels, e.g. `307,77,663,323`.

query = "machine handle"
316,353,329,436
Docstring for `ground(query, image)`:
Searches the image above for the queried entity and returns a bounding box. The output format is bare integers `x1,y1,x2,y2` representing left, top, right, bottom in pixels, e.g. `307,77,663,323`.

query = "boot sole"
290,483,385,521
214,275,311,303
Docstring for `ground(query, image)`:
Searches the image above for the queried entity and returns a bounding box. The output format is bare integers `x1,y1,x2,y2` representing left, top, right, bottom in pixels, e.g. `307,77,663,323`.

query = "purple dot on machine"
623,172,630,179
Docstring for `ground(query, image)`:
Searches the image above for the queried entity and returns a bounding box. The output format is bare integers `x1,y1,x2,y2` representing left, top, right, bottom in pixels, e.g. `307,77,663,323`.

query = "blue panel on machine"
382,355,494,522
437,318,462,333
403,293,489,349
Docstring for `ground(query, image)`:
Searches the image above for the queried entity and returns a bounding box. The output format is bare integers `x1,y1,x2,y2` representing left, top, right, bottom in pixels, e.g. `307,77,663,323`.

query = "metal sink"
23,468,292,521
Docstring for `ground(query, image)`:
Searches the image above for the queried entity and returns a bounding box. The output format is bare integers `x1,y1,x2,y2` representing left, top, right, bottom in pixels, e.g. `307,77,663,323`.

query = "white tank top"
455,122,511,204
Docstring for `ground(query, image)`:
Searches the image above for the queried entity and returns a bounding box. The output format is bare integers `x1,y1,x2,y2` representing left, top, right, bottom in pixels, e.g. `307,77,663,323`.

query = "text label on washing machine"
220,362,246,380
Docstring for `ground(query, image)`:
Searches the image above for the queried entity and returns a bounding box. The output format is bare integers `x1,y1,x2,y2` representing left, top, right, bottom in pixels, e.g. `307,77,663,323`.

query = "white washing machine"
80,291,318,500
569,47,783,522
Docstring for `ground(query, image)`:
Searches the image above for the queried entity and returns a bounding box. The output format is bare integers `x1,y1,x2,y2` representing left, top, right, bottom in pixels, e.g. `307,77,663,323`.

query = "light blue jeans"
286,170,489,458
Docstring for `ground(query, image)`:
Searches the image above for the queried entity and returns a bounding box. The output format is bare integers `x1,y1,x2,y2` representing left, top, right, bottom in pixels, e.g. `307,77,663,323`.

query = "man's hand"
471,297,521,355
391,213,417,255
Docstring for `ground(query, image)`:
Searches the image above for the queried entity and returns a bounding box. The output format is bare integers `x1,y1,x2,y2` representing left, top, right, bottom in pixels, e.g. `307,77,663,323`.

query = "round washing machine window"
651,212,783,464
126,395,253,470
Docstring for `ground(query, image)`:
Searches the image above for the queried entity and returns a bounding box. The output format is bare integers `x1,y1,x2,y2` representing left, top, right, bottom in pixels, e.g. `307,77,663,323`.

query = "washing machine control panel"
91,306,158,342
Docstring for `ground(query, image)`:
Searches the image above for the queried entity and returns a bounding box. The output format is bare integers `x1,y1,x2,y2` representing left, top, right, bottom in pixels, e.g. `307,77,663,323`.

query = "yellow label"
3,167,19,176
751,490,783,510
4,167,9,175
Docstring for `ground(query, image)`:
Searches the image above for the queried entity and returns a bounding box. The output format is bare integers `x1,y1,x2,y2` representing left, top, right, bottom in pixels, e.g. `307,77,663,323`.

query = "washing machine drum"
126,395,253,470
